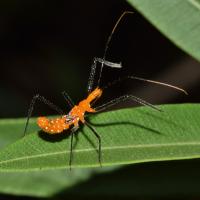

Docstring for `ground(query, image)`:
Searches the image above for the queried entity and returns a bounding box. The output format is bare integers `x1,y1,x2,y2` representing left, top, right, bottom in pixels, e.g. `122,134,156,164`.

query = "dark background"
1,0,199,119
0,1,200,199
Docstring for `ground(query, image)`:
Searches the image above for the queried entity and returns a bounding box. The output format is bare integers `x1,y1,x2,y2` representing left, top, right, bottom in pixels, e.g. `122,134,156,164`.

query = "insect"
24,11,187,169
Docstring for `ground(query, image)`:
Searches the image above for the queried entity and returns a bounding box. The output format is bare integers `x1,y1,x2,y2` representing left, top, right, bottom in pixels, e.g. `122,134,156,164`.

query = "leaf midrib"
1,141,200,165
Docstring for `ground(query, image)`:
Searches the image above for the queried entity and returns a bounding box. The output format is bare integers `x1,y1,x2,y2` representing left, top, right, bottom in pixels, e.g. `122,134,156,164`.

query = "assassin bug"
23,11,187,169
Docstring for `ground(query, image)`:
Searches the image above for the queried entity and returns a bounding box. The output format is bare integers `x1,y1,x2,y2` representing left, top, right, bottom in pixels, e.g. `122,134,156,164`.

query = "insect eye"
66,118,72,123
65,115,74,123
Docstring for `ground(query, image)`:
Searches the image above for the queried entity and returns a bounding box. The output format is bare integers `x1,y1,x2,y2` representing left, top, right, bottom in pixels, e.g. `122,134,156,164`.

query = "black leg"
85,121,102,167
94,94,162,113
69,130,74,170
68,126,79,170
87,57,122,94
62,91,75,108
23,94,65,137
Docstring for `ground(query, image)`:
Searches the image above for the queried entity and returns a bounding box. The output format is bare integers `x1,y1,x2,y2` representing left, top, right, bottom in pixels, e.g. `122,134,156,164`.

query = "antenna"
97,11,134,86
103,11,133,61
103,75,188,95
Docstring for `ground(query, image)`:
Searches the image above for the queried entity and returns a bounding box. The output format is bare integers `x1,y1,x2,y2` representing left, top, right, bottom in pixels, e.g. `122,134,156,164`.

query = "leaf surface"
0,104,199,171
127,0,200,61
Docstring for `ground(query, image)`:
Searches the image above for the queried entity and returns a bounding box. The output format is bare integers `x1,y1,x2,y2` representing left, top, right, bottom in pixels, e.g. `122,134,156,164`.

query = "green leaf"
0,104,199,172
0,116,119,197
0,169,94,197
127,0,200,61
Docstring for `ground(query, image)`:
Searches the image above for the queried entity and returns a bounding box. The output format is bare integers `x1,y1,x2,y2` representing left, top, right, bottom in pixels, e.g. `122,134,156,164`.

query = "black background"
1,0,199,119
0,1,200,199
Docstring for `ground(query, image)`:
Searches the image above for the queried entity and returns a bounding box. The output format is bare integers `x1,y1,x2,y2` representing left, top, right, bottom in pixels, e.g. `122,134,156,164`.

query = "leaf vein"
0,141,200,165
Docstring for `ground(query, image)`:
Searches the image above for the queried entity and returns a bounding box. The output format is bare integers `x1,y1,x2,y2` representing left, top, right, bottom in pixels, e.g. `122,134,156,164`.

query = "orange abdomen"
37,116,70,134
